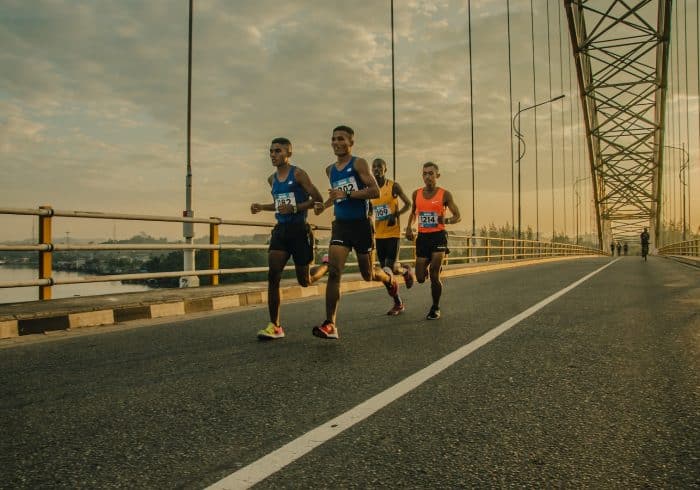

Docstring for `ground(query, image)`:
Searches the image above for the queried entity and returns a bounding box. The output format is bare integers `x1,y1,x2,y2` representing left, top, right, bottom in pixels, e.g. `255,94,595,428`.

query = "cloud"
1,0,697,242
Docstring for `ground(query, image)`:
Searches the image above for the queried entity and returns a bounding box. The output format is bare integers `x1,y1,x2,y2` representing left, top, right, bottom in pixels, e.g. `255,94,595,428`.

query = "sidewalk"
0,256,596,339
663,254,700,268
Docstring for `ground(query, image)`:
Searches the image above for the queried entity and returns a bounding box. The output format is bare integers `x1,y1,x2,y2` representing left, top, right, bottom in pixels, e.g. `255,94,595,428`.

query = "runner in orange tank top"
405,162,461,320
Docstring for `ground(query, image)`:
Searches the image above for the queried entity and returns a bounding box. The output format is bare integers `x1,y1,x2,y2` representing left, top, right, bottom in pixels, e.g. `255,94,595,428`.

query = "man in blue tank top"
311,126,400,340
250,137,328,340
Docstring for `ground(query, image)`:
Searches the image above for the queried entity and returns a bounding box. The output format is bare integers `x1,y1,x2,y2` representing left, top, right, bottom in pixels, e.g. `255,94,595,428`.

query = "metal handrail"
0,206,604,297
657,239,700,257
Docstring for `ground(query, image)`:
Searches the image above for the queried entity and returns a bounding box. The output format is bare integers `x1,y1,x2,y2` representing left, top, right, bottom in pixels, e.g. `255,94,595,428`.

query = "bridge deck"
1,256,698,488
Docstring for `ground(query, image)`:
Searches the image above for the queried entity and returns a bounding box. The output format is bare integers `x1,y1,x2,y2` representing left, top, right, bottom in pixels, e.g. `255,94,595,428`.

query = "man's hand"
388,214,397,227
277,203,294,215
328,188,346,201
405,227,415,241
313,201,325,215
250,203,262,214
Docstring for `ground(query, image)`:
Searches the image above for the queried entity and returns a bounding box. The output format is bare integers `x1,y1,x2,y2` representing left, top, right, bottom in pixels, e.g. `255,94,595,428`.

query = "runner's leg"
428,251,445,307
268,250,290,325
325,244,350,324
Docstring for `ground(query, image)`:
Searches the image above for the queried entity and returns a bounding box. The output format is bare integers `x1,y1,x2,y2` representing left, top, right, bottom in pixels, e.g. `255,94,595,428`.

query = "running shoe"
402,265,415,289
322,253,329,264
426,306,441,320
312,320,339,339
387,276,399,298
387,302,405,316
257,322,285,340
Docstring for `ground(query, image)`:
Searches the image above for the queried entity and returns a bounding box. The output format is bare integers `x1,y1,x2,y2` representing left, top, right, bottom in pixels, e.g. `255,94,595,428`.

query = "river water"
0,266,153,304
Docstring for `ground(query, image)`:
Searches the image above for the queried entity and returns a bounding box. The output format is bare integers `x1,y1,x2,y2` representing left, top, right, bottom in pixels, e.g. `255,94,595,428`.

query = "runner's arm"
294,167,324,213
404,190,418,241
392,182,412,218
442,190,461,225
349,157,380,200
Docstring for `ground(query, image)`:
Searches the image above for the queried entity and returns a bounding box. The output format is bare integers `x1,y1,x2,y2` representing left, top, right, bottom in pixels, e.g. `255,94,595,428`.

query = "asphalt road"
1,256,698,488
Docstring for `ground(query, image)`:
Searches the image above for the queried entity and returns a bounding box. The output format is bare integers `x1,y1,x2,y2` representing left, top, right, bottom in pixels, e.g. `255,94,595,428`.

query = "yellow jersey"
371,179,401,239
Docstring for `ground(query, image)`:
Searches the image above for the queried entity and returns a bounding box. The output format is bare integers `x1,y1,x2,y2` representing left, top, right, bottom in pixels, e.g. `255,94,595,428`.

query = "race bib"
332,176,358,202
274,192,297,210
419,211,439,228
374,204,391,221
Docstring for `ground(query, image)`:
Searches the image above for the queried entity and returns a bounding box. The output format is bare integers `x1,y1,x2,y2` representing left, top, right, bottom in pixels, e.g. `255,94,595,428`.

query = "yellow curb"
212,295,241,310
244,291,268,305
281,287,303,300
0,320,19,339
150,302,185,319
68,310,115,329
299,285,320,297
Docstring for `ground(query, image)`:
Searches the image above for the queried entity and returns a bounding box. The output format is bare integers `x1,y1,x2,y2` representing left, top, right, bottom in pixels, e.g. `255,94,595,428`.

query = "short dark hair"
372,158,387,168
423,161,439,172
271,137,292,147
332,125,354,137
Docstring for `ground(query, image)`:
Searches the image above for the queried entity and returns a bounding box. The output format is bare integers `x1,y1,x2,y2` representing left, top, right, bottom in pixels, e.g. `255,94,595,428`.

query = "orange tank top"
415,187,445,233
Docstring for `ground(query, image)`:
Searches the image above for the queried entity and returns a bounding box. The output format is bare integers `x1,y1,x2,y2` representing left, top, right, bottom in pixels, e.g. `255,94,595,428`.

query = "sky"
1,0,698,243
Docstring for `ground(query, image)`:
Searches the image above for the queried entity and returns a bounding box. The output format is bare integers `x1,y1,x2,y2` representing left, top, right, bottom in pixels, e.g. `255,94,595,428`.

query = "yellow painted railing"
0,206,604,300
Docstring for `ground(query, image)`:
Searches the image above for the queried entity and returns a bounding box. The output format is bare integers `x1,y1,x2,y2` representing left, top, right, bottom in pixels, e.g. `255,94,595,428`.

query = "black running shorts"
415,231,449,259
375,237,400,268
330,219,374,254
269,222,315,265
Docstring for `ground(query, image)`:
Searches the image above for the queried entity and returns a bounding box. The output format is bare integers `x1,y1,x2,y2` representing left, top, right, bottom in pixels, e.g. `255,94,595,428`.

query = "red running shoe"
312,320,339,339
387,303,405,316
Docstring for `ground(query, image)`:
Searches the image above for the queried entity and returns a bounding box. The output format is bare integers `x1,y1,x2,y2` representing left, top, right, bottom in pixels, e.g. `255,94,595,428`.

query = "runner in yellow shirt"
370,158,416,315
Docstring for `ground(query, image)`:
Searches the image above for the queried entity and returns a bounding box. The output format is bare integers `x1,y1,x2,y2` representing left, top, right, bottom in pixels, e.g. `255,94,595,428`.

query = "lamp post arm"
512,94,565,121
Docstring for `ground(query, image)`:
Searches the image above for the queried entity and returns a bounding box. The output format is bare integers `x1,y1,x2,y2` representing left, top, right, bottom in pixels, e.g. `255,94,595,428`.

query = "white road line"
206,259,619,490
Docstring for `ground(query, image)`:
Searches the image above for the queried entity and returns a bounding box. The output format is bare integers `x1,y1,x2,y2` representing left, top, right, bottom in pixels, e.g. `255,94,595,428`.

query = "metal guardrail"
657,239,700,257
0,206,604,300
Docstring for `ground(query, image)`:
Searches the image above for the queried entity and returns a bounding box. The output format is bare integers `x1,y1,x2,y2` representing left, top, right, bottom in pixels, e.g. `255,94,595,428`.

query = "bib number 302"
332,176,358,201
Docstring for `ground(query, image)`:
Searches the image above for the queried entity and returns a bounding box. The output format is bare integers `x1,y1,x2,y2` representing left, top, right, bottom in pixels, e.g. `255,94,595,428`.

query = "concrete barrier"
0,256,598,339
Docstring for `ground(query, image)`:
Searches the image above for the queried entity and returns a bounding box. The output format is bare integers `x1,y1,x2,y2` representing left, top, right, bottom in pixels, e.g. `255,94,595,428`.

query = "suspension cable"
557,0,568,241
467,0,476,238
668,5,676,231
558,2,576,243
546,0,556,239
683,0,690,236
673,4,683,232
529,0,540,239
390,0,396,181
695,0,699,234
506,0,515,239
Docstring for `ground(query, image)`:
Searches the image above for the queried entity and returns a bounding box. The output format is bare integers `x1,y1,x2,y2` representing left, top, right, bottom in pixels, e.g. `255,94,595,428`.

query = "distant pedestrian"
405,162,461,320
370,157,415,316
250,137,328,340
616,242,622,256
610,242,615,256
623,242,628,255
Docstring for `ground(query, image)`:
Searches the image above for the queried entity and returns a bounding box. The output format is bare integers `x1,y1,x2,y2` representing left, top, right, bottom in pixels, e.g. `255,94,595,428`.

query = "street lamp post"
512,94,565,240
664,144,690,241
181,0,198,288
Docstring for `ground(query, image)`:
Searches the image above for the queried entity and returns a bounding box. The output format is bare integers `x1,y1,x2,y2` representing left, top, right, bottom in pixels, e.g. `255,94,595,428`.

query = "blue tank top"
330,156,369,221
271,166,307,224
